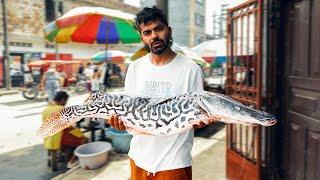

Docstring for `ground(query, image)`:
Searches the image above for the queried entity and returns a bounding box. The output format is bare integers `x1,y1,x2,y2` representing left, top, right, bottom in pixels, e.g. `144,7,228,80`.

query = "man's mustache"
151,39,165,46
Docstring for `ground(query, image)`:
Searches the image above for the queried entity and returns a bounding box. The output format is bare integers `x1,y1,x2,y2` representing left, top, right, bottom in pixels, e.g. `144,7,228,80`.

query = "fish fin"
195,98,211,118
86,91,106,103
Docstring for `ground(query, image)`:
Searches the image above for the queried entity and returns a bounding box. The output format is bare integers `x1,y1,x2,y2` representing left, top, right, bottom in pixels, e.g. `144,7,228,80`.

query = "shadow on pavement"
0,144,68,180
52,150,130,180
194,122,225,138
0,99,42,106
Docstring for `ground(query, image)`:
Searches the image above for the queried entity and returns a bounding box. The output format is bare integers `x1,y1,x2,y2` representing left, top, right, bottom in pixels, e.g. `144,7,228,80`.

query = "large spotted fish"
37,91,277,138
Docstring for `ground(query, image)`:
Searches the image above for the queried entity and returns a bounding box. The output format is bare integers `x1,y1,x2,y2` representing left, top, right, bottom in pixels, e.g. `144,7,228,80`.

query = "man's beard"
145,36,171,55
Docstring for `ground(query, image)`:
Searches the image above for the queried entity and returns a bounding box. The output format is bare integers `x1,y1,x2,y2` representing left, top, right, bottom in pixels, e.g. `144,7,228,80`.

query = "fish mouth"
260,118,277,126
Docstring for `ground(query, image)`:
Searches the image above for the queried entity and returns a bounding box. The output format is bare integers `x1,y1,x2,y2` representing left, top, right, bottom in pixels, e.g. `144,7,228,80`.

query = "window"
45,42,55,49
45,0,56,22
57,1,64,16
195,13,205,26
195,35,204,45
196,0,204,5
9,41,32,47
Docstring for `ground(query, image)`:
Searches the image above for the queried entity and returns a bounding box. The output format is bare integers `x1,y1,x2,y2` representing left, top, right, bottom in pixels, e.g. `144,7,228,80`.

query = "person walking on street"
84,62,95,91
91,67,101,93
106,6,214,180
102,63,111,91
41,64,62,103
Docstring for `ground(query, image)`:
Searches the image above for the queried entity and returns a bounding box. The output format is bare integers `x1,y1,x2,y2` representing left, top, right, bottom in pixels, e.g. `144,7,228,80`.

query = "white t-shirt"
124,53,204,173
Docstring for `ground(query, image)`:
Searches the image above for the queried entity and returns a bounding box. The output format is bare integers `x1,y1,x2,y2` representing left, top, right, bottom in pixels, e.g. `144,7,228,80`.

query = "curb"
0,90,20,96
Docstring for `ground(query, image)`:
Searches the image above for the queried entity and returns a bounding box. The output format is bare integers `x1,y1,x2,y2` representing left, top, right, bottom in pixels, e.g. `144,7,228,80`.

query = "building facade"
0,0,139,87
141,0,206,47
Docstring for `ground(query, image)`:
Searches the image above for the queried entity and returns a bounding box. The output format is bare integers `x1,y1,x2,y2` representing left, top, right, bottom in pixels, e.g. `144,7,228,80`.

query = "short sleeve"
189,65,204,92
124,64,135,96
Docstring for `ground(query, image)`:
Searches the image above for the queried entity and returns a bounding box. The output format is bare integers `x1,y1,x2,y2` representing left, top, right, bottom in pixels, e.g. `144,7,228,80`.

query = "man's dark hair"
53,91,69,102
135,6,168,31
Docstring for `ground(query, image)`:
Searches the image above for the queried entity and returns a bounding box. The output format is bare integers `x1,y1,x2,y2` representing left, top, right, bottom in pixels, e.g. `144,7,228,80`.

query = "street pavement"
53,127,226,180
0,92,90,179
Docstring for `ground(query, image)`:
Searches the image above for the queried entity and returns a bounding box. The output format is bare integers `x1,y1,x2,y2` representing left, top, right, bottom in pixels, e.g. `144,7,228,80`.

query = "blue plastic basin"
105,128,133,153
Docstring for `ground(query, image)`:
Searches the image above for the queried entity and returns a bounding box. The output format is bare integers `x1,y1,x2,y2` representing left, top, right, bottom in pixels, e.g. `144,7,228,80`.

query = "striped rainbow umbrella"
91,50,130,63
45,7,141,44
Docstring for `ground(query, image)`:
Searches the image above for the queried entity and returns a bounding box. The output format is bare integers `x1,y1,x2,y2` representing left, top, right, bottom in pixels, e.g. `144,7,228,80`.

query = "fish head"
198,92,277,126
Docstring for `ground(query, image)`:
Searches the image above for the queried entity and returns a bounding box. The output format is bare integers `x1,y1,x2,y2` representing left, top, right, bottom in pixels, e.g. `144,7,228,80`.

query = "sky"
124,0,246,35
124,0,141,7
206,0,245,35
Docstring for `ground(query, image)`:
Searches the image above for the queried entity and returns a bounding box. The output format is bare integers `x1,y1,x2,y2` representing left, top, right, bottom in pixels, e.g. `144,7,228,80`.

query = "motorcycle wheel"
22,88,36,100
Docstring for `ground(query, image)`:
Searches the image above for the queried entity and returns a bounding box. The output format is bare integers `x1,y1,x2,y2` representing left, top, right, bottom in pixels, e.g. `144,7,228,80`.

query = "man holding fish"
107,6,214,180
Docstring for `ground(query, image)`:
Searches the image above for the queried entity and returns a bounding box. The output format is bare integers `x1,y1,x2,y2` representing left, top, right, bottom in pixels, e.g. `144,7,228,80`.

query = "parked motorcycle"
21,81,46,100
21,82,37,100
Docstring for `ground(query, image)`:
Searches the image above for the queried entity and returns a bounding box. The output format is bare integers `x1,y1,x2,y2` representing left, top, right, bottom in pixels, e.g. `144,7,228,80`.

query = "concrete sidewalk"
0,87,20,96
53,128,226,180
0,144,69,180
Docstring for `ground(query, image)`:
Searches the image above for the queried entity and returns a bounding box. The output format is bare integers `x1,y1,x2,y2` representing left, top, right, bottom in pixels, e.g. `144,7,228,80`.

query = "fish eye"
234,106,240,110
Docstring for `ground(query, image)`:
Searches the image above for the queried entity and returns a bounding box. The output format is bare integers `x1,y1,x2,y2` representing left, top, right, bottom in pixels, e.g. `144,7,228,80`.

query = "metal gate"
226,0,263,179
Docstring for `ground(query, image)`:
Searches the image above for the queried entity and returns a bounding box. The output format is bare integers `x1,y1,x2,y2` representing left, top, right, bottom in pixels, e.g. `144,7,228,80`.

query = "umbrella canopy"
192,39,227,57
91,50,130,63
45,7,141,44
172,42,210,67
130,42,210,67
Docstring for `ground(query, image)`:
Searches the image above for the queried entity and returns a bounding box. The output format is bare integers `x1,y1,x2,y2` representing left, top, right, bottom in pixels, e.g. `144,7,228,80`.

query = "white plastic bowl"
74,141,112,170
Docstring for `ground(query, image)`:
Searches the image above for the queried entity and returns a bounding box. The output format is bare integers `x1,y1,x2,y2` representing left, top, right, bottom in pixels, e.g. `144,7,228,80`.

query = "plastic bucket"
74,141,112,170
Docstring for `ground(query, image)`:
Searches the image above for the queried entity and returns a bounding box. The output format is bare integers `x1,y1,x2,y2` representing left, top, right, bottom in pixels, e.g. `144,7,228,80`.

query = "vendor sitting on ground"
42,91,88,168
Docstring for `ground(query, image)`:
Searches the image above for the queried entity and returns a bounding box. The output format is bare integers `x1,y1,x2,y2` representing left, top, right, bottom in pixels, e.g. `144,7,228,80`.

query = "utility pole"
1,0,11,90
53,0,64,60
220,4,228,38
213,12,218,39
54,0,59,60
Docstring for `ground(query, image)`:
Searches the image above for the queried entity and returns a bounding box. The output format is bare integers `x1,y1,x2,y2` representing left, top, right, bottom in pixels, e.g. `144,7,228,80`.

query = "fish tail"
37,111,63,138
37,105,85,138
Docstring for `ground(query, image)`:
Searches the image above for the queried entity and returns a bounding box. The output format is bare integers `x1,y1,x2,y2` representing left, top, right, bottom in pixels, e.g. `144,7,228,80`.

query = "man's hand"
106,114,126,131
193,122,207,129
193,117,219,129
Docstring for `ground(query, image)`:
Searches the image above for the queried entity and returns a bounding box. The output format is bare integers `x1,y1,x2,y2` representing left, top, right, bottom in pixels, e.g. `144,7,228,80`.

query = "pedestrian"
23,59,33,83
78,63,84,74
41,64,61,103
102,63,111,91
106,6,214,180
41,91,88,169
84,62,94,91
90,67,101,93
